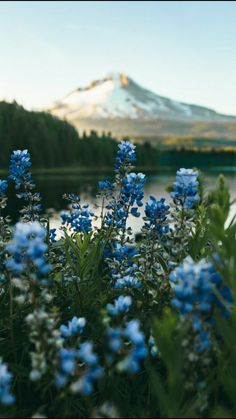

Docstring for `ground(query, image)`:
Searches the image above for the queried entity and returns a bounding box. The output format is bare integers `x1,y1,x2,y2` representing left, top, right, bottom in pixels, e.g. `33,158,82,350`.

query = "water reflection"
5,171,236,234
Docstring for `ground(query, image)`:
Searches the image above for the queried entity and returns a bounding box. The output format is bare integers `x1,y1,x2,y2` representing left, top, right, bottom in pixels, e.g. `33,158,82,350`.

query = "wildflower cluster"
107,320,147,373
144,196,170,236
107,295,132,316
114,141,136,173
61,195,94,233
170,256,232,352
105,242,141,289
0,140,235,418
6,222,51,279
56,342,103,395
60,316,86,338
9,150,42,220
171,168,199,209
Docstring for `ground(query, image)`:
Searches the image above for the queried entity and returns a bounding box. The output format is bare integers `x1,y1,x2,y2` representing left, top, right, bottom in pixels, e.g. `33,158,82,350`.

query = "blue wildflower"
6,222,51,279
144,196,170,235
115,275,141,289
0,180,8,195
60,317,86,339
107,295,132,316
107,328,123,353
9,150,42,220
61,203,94,234
49,228,57,243
171,168,199,209
115,141,136,173
170,256,232,352
56,348,77,387
120,320,148,373
9,150,32,188
98,179,114,192
0,361,15,406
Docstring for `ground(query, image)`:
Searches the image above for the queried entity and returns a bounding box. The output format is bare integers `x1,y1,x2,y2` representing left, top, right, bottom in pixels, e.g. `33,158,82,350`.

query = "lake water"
6,170,236,234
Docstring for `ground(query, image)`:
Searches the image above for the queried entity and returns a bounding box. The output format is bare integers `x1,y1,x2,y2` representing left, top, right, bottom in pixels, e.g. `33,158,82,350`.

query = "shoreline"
0,165,236,176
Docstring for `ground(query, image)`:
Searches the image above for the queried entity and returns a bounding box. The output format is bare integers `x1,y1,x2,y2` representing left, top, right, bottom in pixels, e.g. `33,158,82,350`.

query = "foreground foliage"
0,141,235,418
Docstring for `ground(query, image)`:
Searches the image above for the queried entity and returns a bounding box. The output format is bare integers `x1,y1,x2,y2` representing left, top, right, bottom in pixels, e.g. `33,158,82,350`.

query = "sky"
0,1,236,115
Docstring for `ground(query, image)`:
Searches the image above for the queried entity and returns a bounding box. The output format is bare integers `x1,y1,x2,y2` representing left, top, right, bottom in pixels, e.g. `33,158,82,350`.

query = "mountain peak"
48,72,235,127
106,72,129,86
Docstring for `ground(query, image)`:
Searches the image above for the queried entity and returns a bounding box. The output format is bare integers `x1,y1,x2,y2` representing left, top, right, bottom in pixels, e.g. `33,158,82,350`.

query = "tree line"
0,101,158,170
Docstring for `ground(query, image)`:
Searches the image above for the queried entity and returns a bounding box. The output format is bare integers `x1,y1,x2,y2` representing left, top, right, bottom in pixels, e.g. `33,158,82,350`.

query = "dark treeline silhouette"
0,101,158,170
160,147,236,169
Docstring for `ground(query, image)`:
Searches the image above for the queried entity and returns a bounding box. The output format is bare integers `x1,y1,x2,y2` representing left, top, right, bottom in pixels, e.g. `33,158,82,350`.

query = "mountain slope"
47,72,236,139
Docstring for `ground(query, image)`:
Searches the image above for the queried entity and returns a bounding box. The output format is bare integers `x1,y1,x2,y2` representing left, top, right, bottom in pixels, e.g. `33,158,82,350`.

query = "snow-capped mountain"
47,72,236,139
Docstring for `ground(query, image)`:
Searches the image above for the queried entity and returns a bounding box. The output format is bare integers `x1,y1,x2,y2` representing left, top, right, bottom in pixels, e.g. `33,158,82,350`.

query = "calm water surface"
7,170,236,234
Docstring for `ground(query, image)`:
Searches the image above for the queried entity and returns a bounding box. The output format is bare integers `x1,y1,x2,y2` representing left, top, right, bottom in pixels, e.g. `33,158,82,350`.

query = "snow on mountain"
47,72,234,124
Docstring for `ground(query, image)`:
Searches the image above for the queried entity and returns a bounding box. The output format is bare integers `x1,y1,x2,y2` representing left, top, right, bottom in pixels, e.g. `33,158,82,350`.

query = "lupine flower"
0,361,15,406
104,243,141,289
114,275,141,289
170,256,232,352
107,328,123,353
0,180,8,195
144,196,170,235
121,173,146,209
56,348,77,387
115,141,136,173
9,150,32,188
61,203,94,234
6,222,51,279
104,173,145,229
9,150,42,219
171,168,199,209
98,179,114,192
71,342,103,395
107,295,132,316
60,316,86,338
108,321,147,373
56,343,103,396
120,320,148,373
49,228,57,243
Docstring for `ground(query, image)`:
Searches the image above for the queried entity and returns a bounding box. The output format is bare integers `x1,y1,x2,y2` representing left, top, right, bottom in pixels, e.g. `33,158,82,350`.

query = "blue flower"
107,295,132,316
171,168,199,209
115,141,136,173
9,150,42,219
115,275,141,289
60,316,86,339
0,180,8,195
121,172,146,208
170,256,232,352
0,362,15,406
144,196,170,234
107,328,123,353
9,150,32,188
104,172,145,229
49,228,57,243
61,203,94,234
6,222,51,279
56,348,77,387
98,179,114,192
120,320,147,373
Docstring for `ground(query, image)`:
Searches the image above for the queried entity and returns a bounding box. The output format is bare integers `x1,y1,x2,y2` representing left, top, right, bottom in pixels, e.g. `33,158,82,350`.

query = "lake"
6,169,236,234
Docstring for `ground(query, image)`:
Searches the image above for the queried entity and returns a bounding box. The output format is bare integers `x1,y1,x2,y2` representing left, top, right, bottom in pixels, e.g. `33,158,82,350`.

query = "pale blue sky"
0,1,236,114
